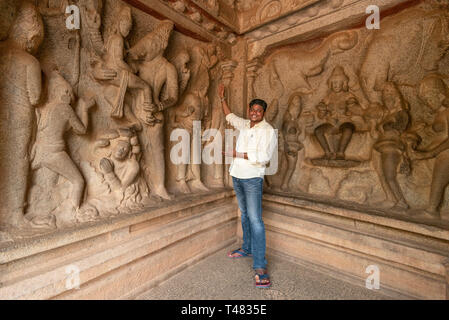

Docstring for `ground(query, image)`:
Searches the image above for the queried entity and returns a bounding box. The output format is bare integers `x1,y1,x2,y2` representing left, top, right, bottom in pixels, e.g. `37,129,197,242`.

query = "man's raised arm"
218,83,231,116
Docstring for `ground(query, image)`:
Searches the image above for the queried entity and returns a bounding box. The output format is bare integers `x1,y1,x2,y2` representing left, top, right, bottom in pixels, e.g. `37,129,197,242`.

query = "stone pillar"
220,59,237,187
246,57,262,117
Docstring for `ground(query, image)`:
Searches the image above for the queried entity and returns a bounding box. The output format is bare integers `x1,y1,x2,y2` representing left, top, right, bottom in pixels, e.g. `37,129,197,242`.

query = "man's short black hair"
249,99,268,112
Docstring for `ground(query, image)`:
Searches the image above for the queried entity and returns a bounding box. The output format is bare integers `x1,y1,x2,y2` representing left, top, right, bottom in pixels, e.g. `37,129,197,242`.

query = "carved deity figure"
190,44,219,184
98,129,143,210
128,20,179,200
314,66,364,160
281,93,304,191
31,71,96,217
373,82,412,210
172,92,210,193
409,74,449,218
0,2,44,228
95,5,155,127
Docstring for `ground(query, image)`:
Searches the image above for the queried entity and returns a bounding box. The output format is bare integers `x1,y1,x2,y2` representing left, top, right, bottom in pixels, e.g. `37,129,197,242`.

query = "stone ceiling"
124,0,326,44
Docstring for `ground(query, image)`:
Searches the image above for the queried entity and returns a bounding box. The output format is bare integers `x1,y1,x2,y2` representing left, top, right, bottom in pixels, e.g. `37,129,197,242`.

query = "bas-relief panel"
0,0,229,243
257,2,449,222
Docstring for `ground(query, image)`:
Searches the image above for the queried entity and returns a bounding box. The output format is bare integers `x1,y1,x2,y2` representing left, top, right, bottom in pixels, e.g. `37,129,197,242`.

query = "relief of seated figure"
88,128,146,215
312,66,365,167
99,130,143,210
93,4,156,127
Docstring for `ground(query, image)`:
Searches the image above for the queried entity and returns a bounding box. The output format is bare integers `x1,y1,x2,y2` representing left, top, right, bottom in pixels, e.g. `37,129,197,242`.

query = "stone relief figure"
172,92,210,193
79,0,105,57
373,82,413,210
29,71,97,226
94,4,156,127
189,44,219,185
37,0,68,16
0,2,44,228
312,66,365,165
268,30,358,98
409,74,449,218
97,128,144,212
280,93,304,191
360,8,449,107
128,20,180,200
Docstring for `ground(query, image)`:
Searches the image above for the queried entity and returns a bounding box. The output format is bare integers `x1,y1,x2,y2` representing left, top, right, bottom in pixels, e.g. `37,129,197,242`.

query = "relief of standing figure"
30,71,97,224
373,81,414,211
280,93,304,191
408,74,449,218
0,2,44,228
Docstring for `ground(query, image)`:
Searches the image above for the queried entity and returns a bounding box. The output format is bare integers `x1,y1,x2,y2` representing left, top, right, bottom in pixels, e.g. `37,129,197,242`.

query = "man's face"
249,104,264,123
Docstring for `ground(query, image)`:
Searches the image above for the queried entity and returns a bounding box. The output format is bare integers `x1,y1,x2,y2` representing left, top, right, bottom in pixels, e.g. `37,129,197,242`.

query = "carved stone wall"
0,0,231,244
251,0,449,225
2,0,449,300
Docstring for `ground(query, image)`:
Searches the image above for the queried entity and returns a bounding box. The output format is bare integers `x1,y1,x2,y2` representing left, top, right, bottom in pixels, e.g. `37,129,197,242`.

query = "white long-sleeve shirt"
226,113,277,179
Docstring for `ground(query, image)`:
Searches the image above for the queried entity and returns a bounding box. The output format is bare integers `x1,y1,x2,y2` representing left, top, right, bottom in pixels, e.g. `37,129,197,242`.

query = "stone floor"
137,244,389,300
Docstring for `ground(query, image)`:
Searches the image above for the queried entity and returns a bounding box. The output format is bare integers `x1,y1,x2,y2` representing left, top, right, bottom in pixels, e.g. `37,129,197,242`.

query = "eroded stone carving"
0,2,44,228
172,92,210,193
372,81,413,210
280,93,304,190
27,71,97,227
268,30,358,98
128,20,179,200
255,2,449,222
360,8,449,107
93,128,146,214
312,66,365,166
93,4,155,127
0,1,231,238
409,74,449,218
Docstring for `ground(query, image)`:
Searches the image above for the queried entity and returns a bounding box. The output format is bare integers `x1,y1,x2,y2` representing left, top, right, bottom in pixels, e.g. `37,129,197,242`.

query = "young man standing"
218,84,277,288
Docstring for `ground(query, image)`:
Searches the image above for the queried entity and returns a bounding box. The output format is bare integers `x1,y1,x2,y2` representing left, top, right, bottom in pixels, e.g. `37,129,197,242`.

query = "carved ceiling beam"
124,0,236,44
190,0,239,32
239,0,322,34
246,0,414,61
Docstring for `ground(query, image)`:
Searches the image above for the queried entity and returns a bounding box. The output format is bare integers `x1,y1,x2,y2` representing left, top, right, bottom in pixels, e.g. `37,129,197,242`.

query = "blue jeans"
232,176,267,270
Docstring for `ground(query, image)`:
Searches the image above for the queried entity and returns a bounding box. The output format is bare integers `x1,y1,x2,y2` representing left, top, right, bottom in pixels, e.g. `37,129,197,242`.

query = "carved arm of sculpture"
91,60,117,81
70,96,96,135
410,117,449,159
100,158,139,190
27,57,43,106
100,158,122,190
110,35,133,73
316,101,329,119
346,96,364,117
159,63,179,110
